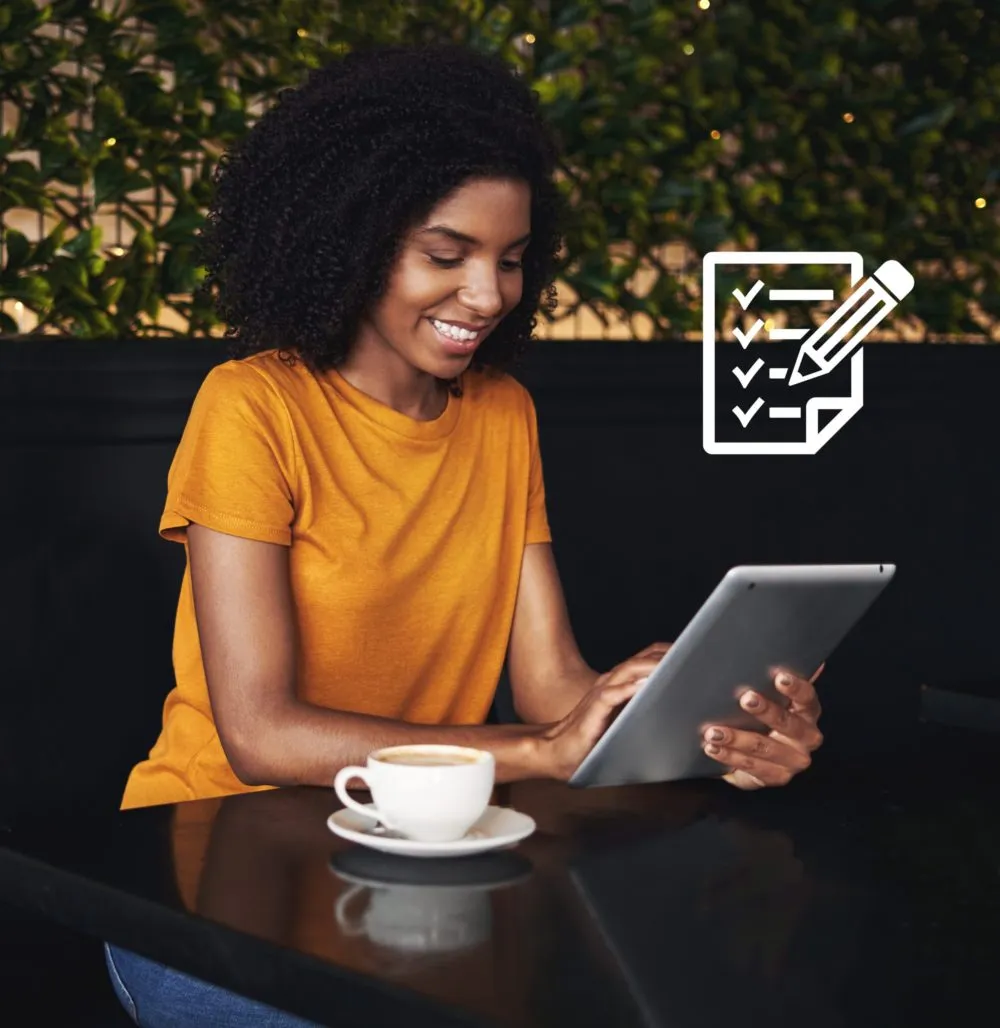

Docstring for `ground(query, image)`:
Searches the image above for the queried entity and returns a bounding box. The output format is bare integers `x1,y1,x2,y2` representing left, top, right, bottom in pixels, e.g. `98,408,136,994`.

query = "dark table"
1,721,996,1028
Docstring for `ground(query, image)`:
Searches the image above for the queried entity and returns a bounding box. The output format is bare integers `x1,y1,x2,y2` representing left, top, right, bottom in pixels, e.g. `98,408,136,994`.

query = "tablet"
569,563,895,788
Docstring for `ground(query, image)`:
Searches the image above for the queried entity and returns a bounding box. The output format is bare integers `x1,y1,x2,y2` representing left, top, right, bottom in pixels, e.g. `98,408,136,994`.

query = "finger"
703,726,813,770
733,690,824,749
575,679,644,741
773,670,822,719
702,742,802,787
604,657,663,687
722,768,767,790
598,677,646,707
635,641,672,660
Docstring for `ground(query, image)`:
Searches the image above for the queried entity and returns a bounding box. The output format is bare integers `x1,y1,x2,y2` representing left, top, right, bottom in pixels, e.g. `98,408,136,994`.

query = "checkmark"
732,358,764,388
732,318,764,349
732,397,764,428
732,280,764,309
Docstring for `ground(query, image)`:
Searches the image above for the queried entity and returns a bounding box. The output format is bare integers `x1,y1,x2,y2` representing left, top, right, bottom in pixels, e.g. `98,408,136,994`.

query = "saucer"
327,804,536,858
330,847,534,889
331,863,533,893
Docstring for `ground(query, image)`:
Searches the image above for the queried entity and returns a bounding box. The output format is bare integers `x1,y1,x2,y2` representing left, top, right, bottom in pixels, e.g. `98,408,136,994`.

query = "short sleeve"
159,361,296,546
524,389,552,545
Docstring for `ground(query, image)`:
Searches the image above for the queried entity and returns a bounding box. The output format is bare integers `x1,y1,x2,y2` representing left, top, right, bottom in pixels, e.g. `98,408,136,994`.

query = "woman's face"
354,176,532,381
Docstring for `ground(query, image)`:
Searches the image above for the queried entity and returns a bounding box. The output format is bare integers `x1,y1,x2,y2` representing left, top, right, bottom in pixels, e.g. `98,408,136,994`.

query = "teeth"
431,318,479,342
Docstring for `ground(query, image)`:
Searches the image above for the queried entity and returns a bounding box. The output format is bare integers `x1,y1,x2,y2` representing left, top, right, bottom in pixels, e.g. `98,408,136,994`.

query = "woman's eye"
427,255,524,271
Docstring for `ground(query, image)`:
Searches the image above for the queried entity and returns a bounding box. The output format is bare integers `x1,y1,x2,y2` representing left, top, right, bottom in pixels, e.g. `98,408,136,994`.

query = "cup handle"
334,885,370,936
333,765,380,822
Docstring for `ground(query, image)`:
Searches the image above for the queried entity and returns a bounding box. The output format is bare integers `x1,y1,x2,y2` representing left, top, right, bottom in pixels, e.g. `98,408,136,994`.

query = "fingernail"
742,692,761,709
776,674,792,689
705,743,721,756
707,727,725,742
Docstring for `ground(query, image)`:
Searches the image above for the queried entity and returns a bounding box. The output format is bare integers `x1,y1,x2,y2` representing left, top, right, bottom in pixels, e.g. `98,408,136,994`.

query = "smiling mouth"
428,317,487,343
426,318,487,354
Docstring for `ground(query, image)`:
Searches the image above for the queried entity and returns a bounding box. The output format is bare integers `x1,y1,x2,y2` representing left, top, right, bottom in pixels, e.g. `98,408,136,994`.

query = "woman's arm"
187,524,551,786
505,543,601,723
507,543,673,724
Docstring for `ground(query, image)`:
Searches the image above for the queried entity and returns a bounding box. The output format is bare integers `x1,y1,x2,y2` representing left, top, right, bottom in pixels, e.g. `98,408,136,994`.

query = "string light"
698,0,711,8
296,27,308,38
682,43,695,55
710,129,721,140
842,112,854,123
764,319,775,332
104,136,116,146
975,197,987,208
524,33,536,44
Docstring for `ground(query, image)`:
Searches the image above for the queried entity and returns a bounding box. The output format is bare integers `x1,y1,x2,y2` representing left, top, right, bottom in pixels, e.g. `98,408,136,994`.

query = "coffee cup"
333,744,495,843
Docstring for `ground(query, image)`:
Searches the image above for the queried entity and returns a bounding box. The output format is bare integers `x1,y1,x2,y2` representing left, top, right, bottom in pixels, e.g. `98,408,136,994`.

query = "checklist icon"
702,251,914,455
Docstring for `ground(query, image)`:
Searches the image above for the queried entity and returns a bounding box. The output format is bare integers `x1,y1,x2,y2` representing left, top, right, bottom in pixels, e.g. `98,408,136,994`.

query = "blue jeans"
104,944,324,1027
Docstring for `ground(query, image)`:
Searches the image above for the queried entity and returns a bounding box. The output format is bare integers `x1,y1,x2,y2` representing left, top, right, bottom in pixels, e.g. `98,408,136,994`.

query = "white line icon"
702,251,914,455
788,260,914,384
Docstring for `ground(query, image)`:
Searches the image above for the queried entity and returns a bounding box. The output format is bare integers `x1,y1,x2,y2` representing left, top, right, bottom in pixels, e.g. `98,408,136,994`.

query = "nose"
457,263,504,320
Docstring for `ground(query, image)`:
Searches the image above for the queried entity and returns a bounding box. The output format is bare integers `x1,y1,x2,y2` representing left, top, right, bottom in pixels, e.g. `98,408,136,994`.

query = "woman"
106,41,823,1026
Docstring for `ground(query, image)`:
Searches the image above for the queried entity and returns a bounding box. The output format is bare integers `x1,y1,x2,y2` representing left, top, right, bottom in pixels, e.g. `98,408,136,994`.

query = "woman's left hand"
702,664,825,790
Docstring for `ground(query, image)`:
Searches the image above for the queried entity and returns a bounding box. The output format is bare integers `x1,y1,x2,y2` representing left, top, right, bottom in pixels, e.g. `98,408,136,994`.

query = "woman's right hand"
536,642,671,781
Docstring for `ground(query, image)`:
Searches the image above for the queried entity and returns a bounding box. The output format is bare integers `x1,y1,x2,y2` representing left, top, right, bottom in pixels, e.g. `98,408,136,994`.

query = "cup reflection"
330,849,532,957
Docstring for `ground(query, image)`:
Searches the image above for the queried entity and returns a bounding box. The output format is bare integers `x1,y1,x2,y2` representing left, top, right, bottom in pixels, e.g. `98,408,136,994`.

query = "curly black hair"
194,41,568,395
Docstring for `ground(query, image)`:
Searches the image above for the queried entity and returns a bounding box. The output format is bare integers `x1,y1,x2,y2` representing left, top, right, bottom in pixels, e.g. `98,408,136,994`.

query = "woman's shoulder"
200,349,305,403
183,351,311,445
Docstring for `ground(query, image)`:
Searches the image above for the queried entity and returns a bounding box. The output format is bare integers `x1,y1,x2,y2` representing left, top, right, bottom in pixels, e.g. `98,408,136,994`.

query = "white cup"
333,744,495,843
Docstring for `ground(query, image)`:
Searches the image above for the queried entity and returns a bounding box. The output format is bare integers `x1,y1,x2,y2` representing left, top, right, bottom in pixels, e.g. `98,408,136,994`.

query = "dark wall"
2,340,997,815
520,343,1000,744
0,341,217,817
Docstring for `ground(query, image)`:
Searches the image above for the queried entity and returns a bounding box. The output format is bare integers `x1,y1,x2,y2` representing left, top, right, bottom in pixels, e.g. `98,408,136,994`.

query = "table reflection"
567,814,850,1028
164,782,863,1027
167,788,543,1024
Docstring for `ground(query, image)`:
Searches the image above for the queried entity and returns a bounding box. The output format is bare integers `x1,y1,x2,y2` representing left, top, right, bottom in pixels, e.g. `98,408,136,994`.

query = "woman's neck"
334,354,450,421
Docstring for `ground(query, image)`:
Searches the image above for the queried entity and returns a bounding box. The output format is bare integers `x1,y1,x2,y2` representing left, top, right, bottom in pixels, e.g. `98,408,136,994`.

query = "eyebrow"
417,225,532,248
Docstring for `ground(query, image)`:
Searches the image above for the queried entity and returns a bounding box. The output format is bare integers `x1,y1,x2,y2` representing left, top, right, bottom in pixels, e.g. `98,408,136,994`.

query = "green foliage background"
0,0,997,339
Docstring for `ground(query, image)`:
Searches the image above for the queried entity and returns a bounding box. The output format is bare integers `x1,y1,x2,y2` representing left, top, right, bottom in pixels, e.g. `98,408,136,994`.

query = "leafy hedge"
0,0,996,339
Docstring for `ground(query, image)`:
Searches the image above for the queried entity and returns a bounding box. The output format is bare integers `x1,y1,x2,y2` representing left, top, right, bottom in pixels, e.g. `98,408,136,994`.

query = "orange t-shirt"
121,350,551,809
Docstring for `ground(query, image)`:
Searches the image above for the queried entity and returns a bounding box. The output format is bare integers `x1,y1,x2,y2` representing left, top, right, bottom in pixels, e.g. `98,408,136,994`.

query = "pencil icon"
788,259,914,385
